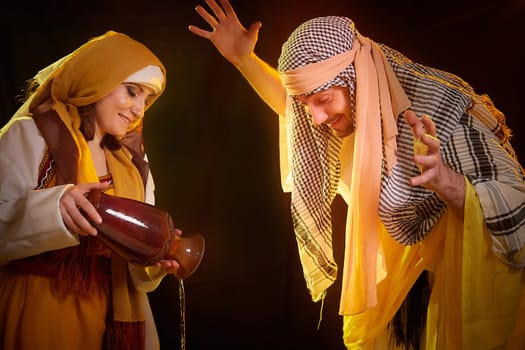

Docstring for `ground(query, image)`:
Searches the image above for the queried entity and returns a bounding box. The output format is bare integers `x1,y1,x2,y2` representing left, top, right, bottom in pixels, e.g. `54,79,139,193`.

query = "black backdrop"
1,1,523,349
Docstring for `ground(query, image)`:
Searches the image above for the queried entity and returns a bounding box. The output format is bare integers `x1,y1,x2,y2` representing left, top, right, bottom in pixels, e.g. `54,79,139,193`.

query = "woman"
0,31,178,350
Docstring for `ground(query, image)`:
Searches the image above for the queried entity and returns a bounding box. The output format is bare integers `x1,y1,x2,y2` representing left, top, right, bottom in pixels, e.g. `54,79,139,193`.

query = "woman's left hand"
155,259,181,276
153,228,183,278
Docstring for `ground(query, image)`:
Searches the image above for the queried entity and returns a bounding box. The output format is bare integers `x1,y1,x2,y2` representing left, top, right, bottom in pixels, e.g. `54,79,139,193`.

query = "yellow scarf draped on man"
342,180,525,349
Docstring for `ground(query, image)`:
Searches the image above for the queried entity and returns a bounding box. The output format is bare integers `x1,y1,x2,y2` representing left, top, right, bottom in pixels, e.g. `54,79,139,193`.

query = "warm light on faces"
93,83,154,139
295,86,354,138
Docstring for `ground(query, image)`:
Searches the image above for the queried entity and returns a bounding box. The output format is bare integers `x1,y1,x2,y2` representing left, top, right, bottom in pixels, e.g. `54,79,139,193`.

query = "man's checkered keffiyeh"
276,16,525,305
277,17,357,301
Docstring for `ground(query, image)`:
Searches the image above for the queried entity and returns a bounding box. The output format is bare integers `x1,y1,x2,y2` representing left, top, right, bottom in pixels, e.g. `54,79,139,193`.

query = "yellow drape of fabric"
105,148,146,325
0,272,110,349
338,35,410,315
342,180,525,349
53,127,148,329
342,205,444,349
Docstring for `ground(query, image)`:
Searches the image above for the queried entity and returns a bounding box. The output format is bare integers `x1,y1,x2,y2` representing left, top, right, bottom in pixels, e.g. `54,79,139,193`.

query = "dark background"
1,1,523,349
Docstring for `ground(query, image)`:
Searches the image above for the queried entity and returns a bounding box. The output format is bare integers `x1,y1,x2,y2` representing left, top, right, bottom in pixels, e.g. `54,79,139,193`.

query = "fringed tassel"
104,320,146,350
53,237,110,299
7,237,110,300
317,290,327,330
389,271,431,350
480,94,512,143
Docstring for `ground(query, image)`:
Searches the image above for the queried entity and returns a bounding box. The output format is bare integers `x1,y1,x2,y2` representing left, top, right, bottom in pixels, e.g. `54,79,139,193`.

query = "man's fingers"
421,114,437,136
205,0,227,21
188,25,212,39
421,133,440,154
195,5,219,28
219,0,237,18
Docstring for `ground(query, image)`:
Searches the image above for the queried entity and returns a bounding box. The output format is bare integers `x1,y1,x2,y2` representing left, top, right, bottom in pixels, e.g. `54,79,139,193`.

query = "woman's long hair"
23,78,121,151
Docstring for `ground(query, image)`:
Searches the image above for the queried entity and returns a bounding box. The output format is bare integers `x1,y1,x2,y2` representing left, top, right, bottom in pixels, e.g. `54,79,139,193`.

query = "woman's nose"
131,107,143,118
131,101,146,119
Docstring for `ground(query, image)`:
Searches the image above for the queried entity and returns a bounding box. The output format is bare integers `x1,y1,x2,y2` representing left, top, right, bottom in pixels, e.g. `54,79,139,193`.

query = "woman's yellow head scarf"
30,30,165,132
29,31,166,189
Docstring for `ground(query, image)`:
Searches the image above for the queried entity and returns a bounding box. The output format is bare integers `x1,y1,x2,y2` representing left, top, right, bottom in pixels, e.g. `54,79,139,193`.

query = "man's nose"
310,106,329,126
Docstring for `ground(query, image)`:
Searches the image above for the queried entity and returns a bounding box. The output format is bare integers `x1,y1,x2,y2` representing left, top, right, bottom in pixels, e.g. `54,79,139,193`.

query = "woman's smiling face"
93,82,154,139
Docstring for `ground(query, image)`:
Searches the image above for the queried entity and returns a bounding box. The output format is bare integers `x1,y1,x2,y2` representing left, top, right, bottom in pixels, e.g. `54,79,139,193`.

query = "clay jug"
86,189,204,279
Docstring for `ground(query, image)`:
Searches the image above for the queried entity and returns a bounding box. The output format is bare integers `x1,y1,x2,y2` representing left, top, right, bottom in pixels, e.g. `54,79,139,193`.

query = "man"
189,0,525,348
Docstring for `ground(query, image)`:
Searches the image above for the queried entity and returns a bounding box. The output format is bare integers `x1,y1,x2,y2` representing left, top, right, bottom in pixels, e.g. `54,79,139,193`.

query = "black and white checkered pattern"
277,16,525,297
379,44,525,262
278,17,358,292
